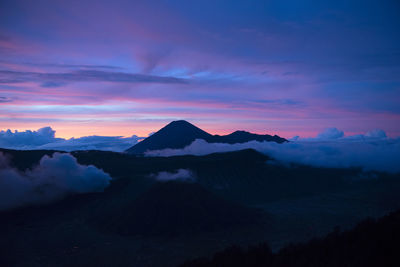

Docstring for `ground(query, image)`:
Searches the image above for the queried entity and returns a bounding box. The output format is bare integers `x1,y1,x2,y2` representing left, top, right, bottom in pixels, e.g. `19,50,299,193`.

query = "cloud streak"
0,60,124,70
150,169,195,182
0,70,187,87
0,96,12,103
0,152,111,211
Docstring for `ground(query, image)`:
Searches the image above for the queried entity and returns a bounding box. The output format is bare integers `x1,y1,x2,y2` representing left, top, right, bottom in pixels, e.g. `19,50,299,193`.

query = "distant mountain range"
126,120,287,154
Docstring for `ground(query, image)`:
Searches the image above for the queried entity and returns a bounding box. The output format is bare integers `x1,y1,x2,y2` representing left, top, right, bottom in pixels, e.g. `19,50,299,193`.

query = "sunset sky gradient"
1,0,399,138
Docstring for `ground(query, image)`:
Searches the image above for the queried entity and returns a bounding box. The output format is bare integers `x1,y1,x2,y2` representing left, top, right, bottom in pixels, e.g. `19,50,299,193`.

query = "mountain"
126,120,212,155
126,120,286,154
209,130,286,144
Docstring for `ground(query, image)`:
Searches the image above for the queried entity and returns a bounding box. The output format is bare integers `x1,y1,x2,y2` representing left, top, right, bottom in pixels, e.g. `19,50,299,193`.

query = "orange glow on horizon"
0,120,317,139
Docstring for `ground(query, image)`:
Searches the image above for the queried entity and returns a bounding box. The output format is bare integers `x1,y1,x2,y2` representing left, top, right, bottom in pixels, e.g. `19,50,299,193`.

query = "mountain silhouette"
126,120,212,154
126,120,286,154
210,130,286,144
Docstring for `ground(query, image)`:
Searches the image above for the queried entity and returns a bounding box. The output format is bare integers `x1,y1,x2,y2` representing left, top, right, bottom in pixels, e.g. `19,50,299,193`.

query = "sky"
1,0,400,139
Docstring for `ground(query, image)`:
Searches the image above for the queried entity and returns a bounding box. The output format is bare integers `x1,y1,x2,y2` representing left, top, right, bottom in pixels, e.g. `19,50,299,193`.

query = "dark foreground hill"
180,209,400,267
90,181,265,236
1,148,400,266
126,120,286,154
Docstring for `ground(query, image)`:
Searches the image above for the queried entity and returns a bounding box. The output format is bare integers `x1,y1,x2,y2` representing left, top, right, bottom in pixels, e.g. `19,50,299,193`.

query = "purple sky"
1,0,399,138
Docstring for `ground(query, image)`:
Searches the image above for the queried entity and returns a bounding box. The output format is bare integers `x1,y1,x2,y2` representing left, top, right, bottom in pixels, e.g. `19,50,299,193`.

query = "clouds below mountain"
0,127,143,152
37,135,142,152
316,128,344,140
2,126,399,173
0,152,111,211
145,129,400,173
291,128,388,141
0,127,61,147
150,169,195,182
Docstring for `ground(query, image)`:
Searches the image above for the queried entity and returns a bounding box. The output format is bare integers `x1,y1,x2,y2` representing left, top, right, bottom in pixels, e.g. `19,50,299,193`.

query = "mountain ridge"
126,120,286,154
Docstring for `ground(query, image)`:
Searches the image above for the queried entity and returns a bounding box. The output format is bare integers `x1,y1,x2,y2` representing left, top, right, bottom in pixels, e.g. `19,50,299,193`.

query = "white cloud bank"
0,152,112,211
151,169,195,182
0,127,143,152
290,128,387,141
145,129,400,173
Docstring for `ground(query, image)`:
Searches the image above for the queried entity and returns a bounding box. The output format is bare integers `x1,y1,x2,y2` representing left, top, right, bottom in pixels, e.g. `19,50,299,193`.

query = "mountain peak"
158,120,210,135
126,120,287,155
168,119,192,125
230,130,250,135
164,120,197,129
126,120,212,154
